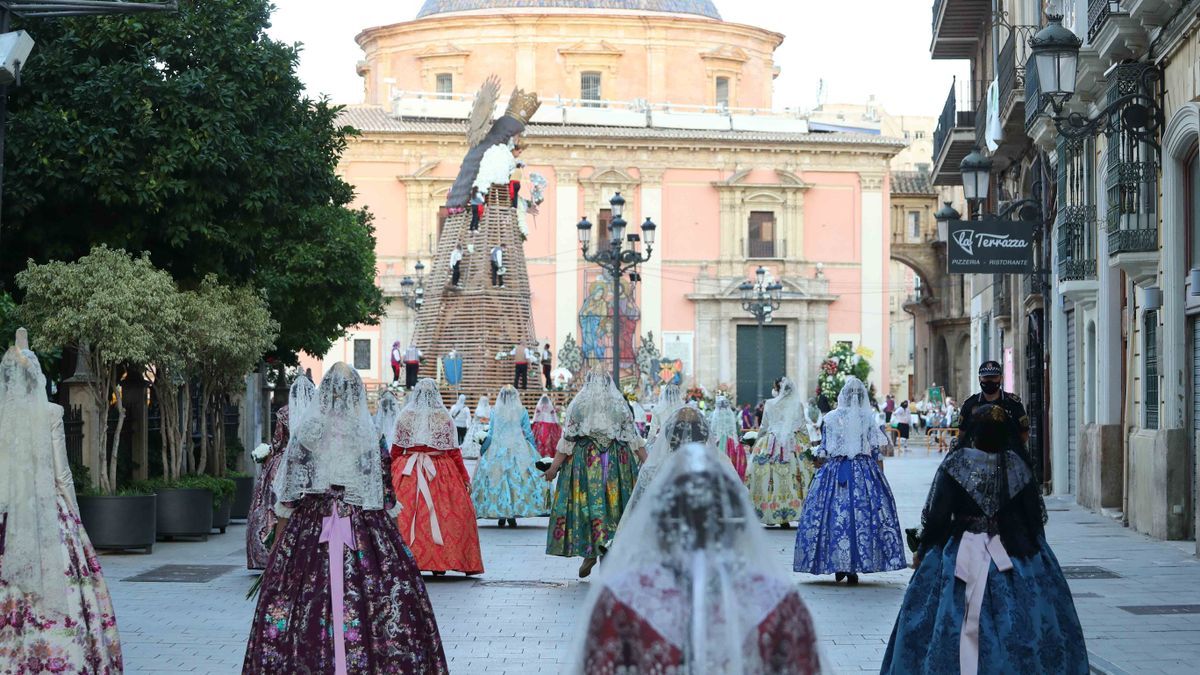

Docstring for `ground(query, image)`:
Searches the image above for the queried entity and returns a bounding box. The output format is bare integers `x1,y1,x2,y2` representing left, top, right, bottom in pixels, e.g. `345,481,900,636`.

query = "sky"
268,0,970,118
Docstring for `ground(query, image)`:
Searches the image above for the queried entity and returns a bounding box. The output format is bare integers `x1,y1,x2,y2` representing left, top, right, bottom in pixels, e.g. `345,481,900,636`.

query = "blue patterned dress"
880,447,1088,674
793,409,906,575
470,408,550,518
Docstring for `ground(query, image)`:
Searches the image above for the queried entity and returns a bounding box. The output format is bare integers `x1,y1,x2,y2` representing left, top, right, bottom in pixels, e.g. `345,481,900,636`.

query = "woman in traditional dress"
0,344,122,673
391,379,484,576
531,393,561,458
881,404,1088,675
244,363,447,674
746,377,812,528
622,405,712,521
570,444,821,674
543,371,644,578
472,386,550,527
373,389,402,450
646,383,683,444
709,395,747,481
460,395,491,459
247,377,317,570
448,393,472,446
793,376,906,584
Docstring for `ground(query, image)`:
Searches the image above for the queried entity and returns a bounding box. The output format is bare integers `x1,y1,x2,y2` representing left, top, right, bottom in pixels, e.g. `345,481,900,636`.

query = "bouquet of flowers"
386,380,404,395
494,351,509,361
251,443,271,464
474,425,490,444
740,430,758,445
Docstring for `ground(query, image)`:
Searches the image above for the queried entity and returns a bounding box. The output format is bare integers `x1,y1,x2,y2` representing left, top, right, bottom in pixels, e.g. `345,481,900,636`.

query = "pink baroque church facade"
317,0,904,401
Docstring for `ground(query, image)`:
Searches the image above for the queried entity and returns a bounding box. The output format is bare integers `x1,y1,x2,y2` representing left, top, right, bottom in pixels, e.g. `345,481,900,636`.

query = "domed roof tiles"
417,0,721,20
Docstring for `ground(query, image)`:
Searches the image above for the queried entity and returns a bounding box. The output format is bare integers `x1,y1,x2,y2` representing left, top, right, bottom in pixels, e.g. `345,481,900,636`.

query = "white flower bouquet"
252,443,271,463
494,351,509,361
740,431,758,445
474,425,490,444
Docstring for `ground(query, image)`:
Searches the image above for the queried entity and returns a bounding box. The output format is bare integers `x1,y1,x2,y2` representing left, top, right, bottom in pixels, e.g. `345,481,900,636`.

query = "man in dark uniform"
957,360,1031,450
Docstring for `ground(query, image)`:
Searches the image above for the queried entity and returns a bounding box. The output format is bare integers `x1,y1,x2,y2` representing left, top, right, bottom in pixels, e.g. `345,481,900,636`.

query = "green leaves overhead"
2,0,382,361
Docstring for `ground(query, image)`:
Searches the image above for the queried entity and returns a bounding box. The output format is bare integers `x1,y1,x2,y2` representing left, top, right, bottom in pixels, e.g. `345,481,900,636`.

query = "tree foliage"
17,246,180,494
1,0,383,360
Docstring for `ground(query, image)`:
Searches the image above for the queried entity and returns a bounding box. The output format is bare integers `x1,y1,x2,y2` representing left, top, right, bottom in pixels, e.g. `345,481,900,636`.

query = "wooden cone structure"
414,184,542,404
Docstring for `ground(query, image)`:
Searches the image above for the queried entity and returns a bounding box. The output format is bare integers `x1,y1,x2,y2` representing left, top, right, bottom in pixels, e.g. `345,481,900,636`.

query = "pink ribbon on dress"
954,531,1014,675
319,507,357,675
402,451,445,546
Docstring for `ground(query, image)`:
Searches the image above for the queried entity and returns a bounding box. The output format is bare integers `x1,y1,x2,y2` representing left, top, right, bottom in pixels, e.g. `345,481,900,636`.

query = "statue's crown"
505,88,541,124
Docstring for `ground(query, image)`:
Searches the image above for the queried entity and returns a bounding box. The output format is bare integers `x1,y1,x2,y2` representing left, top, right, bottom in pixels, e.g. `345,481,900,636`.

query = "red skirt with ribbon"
390,445,484,574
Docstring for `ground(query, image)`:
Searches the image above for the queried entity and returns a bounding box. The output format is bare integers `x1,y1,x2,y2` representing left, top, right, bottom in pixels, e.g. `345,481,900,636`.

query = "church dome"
416,0,722,20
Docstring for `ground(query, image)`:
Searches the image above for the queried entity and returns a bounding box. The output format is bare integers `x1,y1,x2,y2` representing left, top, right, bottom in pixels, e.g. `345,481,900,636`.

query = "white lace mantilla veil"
490,386,533,452
475,395,492,421
271,376,318,500
822,376,889,458
0,346,70,616
761,377,804,452
533,393,558,424
710,395,740,445
570,444,816,674
647,383,684,444
373,390,403,449
622,406,717,525
277,363,384,511
559,370,639,453
393,379,458,451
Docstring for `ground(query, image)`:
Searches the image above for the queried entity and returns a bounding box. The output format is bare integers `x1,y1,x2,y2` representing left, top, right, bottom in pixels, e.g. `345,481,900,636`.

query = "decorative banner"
658,358,683,386
947,218,1036,273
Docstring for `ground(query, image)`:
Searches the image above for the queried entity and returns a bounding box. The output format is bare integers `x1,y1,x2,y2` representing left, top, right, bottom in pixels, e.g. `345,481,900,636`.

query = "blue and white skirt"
792,454,906,575
880,535,1089,674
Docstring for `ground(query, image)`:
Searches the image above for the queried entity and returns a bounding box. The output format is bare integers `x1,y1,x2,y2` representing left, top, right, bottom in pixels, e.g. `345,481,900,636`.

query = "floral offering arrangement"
474,425,490,444
817,343,876,404
251,443,271,464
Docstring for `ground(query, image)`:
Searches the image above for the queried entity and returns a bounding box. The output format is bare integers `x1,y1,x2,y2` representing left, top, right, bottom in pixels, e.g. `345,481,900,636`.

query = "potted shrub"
133,477,214,541
74,463,157,554
229,470,255,521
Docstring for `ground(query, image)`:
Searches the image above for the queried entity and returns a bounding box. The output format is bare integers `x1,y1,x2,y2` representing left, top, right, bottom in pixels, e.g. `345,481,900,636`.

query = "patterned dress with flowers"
546,435,640,559
746,426,814,526
243,447,448,674
391,445,484,575
0,405,122,674
246,406,287,570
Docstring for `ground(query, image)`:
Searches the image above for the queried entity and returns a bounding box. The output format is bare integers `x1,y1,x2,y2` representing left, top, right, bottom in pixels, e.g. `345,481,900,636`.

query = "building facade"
319,0,905,402
931,0,1200,552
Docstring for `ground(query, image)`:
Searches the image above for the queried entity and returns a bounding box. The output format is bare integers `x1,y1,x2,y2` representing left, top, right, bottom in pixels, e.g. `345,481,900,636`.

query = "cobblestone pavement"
99,444,1200,674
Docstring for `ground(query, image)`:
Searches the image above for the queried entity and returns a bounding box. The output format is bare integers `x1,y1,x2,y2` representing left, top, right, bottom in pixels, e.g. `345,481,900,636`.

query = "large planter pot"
231,476,255,521
77,494,156,554
211,494,233,534
155,488,213,541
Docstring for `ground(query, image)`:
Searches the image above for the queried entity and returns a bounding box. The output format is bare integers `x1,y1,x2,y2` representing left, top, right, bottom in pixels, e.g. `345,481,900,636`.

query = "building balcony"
993,274,1013,323
1128,0,1182,28
930,0,990,59
932,79,980,186
1088,0,1147,63
1057,205,1101,303
1106,159,1160,282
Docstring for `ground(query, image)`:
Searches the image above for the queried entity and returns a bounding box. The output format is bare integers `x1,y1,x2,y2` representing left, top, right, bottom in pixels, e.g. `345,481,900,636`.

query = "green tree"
1,0,382,361
17,246,181,494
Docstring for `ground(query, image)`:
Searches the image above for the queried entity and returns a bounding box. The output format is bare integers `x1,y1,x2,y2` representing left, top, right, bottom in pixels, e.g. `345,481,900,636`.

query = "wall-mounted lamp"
1144,286,1163,312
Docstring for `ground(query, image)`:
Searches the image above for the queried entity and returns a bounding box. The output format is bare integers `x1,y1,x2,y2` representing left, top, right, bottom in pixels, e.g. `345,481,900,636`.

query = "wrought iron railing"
1106,160,1158,253
1024,53,1045,131
747,239,776,259
998,25,1037,113
1057,205,1098,282
1088,0,1123,43
64,404,84,469
934,79,980,163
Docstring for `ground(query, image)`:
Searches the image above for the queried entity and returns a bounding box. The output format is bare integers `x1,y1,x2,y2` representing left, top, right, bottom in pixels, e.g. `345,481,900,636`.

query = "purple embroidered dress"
245,405,289,570
243,363,447,674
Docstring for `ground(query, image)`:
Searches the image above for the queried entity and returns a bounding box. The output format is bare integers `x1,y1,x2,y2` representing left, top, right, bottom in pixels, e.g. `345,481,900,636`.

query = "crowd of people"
1,325,1088,672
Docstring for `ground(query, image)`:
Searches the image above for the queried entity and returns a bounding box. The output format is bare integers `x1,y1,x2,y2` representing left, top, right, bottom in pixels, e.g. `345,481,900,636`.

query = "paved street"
99,443,1200,674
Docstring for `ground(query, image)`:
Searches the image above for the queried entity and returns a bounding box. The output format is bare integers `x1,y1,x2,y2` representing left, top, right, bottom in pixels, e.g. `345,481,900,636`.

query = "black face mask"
980,381,1001,395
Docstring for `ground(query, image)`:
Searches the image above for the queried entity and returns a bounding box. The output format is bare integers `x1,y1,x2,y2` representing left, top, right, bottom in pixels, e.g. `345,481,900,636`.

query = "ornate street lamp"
959,147,992,218
579,191,658,384
1029,11,1164,151
399,260,425,310
934,201,961,242
740,266,783,403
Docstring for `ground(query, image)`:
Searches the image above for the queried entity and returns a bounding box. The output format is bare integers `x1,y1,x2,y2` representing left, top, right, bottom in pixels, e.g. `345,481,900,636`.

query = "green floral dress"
746,427,814,526
545,436,640,559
